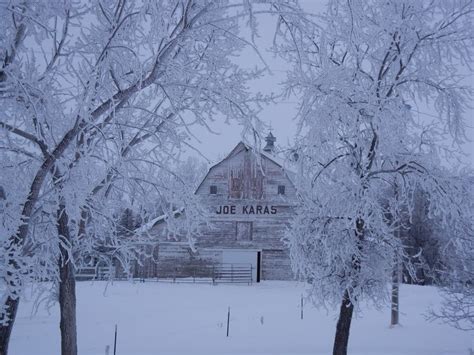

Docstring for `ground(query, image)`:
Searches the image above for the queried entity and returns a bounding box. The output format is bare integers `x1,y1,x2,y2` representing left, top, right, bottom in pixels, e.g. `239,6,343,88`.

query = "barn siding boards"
262,249,293,280
149,141,297,281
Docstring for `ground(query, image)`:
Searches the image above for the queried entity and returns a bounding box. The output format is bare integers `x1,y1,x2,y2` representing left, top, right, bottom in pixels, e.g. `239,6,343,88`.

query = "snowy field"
9,281,473,355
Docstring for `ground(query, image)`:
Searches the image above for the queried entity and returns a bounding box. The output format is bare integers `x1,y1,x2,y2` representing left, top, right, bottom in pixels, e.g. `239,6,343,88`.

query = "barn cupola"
263,132,276,153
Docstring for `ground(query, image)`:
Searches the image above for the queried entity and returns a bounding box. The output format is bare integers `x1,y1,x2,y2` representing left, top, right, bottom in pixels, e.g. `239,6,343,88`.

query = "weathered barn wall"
261,249,293,280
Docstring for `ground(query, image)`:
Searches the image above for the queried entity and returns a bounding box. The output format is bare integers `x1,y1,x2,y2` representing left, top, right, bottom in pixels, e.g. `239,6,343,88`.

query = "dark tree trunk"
333,217,363,355
57,204,78,355
0,296,20,355
391,208,401,326
391,257,399,326
333,290,354,355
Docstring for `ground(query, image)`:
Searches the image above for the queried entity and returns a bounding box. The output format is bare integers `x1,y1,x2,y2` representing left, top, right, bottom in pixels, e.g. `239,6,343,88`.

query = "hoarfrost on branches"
275,0,473,351
0,0,292,350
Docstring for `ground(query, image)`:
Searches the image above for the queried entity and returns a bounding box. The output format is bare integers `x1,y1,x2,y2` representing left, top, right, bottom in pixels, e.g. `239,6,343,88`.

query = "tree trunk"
333,290,354,355
391,205,401,326
0,296,20,355
57,204,78,355
391,257,399,326
332,217,363,355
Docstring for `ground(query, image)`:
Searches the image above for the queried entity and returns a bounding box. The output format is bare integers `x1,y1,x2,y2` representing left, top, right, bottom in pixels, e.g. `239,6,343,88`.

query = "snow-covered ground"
9,281,473,355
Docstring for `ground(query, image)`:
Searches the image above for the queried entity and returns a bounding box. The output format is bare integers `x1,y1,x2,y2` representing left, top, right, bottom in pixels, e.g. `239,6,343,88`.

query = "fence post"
113,324,117,355
300,294,304,320
226,307,231,337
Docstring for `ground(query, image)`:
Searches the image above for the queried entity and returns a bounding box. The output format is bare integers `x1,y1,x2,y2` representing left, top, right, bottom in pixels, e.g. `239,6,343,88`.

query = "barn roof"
194,141,296,193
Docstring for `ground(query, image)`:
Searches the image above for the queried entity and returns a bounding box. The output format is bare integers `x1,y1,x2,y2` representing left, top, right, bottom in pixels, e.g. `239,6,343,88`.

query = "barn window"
236,222,253,241
278,185,286,195
210,185,217,194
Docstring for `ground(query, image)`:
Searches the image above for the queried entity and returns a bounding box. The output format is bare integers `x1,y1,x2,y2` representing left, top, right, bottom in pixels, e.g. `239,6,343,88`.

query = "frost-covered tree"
276,1,473,354
0,1,283,354
430,176,474,331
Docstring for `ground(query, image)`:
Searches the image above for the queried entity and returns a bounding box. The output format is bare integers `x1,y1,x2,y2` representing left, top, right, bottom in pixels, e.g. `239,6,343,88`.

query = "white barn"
145,134,297,282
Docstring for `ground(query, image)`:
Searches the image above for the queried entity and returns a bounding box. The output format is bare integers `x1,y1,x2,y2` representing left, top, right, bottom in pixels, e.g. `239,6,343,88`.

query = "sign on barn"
215,205,278,215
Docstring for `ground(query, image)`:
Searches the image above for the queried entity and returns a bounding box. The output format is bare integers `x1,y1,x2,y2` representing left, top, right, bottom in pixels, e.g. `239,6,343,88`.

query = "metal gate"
213,263,253,284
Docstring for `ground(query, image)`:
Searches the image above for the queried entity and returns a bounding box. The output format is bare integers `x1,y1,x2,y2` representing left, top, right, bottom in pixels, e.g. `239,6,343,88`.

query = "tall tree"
0,1,283,354
277,1,473,354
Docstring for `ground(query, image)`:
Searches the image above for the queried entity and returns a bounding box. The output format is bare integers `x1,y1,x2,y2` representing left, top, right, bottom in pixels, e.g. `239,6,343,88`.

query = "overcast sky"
188,1,474,169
